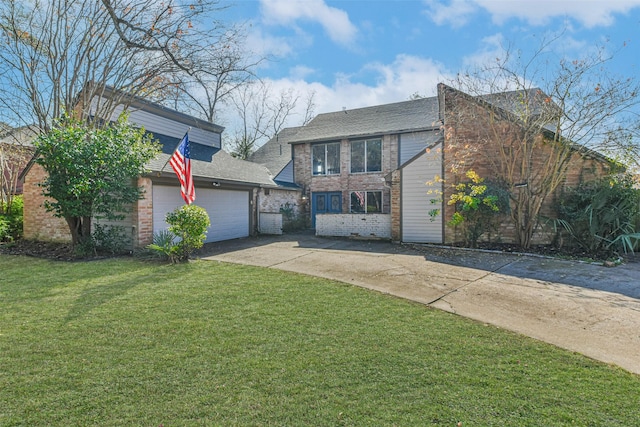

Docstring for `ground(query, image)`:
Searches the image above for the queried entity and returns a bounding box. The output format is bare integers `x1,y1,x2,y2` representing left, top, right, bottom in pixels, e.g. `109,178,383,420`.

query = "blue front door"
311,192,342,227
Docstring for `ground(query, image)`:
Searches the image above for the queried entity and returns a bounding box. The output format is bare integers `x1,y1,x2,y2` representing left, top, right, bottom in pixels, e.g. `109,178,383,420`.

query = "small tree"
148,204,210,262
34,114,160,247
446,170,508,247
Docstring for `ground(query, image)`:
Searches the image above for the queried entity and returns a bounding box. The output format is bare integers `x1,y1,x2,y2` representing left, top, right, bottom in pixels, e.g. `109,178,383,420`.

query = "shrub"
92,224,129,254
147,229,179,262
148,205,210,262
446,171,509,247
557,174,640,257
0,195,23,242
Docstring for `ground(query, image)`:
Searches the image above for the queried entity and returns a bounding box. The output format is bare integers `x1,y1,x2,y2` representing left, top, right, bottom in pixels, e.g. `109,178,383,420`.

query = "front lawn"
0,256,638,426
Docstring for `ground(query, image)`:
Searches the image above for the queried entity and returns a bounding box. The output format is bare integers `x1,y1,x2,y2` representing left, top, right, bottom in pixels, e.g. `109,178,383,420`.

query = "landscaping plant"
0,194,23,242
148,204,210,262
34,114,160,249
557,174,640,256
446,170,509,247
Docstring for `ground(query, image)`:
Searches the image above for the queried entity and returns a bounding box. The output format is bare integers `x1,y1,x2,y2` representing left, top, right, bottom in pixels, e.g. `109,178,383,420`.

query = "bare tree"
227,82,316,159
0,0,236,131
0,127,33,212
446,37,640,249
163,24,263,124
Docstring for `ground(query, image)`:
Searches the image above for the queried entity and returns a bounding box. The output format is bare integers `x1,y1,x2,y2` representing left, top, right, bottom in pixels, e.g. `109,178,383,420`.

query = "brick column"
133,177,154,248
390,169,401,242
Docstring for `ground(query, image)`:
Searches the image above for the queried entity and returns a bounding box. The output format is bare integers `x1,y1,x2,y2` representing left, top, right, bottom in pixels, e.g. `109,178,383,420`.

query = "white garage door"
153,185,250,243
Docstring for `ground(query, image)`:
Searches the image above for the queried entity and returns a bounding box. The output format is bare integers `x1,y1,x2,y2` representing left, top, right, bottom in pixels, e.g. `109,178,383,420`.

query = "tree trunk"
65,215,92,247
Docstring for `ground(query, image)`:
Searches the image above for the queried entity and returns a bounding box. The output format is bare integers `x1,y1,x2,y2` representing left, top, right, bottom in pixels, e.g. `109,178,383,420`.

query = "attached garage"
153,185,250,243
401,145,443,243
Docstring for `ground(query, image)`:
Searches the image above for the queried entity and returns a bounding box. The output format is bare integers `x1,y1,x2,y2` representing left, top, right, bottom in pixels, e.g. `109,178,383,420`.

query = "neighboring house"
0,125,37,197
21,88,300,247
256,83,612,245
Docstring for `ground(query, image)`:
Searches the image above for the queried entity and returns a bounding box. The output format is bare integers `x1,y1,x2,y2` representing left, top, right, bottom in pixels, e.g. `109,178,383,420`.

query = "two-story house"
252,83,612,245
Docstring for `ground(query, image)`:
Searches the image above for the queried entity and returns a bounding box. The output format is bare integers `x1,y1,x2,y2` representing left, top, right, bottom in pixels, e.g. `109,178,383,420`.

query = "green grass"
0,256,638,426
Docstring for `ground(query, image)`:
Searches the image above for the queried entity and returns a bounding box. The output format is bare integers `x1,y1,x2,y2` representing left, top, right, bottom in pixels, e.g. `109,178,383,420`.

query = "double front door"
311,192,342,228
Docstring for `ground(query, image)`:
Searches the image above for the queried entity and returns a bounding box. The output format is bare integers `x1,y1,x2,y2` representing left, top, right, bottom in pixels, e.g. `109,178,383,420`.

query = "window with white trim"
312,142,340,175
350,191,382,213
350,139,381,173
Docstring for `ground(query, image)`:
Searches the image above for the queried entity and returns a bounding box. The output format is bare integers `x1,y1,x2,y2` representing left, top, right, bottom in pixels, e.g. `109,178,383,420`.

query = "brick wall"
258,188,302,214
390,169,401,241
23,165,156,247
316,213,391,239
293,136,393,214
22,163,72,242
258,212,283,235
441,86,611,245
133,177,154,247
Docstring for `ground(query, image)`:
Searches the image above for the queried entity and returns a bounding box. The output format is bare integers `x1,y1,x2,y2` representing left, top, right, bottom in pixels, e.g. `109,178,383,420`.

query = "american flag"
169,133,195,205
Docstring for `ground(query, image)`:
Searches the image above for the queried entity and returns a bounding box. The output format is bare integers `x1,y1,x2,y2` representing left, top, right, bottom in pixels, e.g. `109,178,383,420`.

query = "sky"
216,0,640,130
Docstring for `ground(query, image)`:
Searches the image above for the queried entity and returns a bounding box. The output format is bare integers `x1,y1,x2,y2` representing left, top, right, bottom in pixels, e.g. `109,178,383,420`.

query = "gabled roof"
288,97,441,144
0,125,39,147
478,87,550,118
148,143,279,188
248,126,302,176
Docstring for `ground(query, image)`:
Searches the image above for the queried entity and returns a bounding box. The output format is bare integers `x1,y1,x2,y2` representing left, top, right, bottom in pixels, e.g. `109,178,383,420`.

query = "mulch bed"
2,238,638,264
1,240,83,261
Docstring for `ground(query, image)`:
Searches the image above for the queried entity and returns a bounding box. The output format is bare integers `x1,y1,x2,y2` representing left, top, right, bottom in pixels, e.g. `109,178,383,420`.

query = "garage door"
153,185,250,243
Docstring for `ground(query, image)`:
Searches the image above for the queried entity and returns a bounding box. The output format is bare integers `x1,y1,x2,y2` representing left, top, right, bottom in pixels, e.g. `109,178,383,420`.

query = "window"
312,143,340,175
350,191,382,213
350,139,381,173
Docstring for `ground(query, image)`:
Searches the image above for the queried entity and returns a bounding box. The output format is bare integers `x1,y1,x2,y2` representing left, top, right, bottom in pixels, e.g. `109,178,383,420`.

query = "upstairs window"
350,191,382,213
351,139,381,173
312,143,340,175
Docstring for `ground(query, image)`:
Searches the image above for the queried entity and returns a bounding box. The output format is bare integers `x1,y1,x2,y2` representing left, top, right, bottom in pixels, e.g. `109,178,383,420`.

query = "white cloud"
477,0,640,28
425,0,640,28
423,0,478,28
244,26,296,60
259,0,358,46
218,54,452,143
269,54,450,120
462,33,507,68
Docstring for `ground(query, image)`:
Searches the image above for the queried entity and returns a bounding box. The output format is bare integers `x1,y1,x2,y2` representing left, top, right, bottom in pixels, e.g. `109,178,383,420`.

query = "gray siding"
275,161,294,183
401,143,443,243
399,130,441,166
91,97,221,148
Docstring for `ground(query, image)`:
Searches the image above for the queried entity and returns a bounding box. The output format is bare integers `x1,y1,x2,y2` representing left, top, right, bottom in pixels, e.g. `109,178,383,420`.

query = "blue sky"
217,0,640,127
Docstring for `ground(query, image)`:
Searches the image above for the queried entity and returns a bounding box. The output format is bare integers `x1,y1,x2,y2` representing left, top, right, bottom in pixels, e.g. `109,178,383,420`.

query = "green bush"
446,171,509,248
147,205,210,262
0,195,23,242
557,174,640,256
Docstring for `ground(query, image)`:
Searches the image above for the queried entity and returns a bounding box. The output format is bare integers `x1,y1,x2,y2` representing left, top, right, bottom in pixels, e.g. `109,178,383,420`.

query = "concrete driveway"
200,233,640,375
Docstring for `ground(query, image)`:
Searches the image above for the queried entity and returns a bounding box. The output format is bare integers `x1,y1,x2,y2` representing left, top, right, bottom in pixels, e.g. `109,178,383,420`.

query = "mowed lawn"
0,256,638,426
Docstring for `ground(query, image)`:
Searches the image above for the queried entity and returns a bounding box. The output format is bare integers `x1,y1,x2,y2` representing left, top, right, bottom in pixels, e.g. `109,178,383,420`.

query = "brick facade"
23,163,71,242
440,85,610,245
133,177,154,247
23,164,155,247
316,213,391,239
390,169,401,242
293,135,394,215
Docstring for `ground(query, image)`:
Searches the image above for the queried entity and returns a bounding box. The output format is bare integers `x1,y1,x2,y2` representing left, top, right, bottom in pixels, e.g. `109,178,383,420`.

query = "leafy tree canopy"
34,114,160,246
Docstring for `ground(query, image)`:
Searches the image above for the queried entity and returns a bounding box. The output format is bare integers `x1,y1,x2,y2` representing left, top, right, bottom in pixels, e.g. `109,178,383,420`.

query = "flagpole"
159,127,192,173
